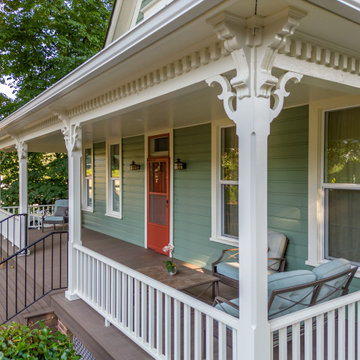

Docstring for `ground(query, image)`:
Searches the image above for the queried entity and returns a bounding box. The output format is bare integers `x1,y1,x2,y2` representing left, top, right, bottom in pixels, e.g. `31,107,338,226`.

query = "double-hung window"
83,147,93,211
211,123,239,244
106,142,122,217
323,106,360,264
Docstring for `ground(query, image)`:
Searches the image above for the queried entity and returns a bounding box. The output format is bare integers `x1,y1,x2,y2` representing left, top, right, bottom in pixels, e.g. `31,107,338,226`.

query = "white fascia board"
1,0,225,130
307,0,360,24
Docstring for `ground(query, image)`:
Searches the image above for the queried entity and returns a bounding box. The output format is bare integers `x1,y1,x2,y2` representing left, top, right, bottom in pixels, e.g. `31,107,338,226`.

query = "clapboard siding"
82,137,145,247
268,105,309,271
173,124,229,268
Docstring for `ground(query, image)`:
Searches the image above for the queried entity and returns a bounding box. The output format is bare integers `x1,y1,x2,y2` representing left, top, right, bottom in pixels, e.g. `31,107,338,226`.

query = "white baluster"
156,290,163,355
328,310,335,360
348,303,356,360
184,304,191,360
316,313,324,360
338,306,346,360
218,322,226,360
174,299,181,360
206,315,214,360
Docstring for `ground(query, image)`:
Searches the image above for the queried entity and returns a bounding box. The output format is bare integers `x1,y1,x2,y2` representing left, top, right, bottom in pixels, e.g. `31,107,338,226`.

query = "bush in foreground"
0,321,80,359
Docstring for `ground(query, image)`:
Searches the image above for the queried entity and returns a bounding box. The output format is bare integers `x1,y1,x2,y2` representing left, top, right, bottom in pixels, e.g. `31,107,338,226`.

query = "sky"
0,83,16,99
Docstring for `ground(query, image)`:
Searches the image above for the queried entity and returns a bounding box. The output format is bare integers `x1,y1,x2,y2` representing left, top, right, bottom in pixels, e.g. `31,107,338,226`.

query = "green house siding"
268,105,309,271
82,136,145,247
173,124,229,268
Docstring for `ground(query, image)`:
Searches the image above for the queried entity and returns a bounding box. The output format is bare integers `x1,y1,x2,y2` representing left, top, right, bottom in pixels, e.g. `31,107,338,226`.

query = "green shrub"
0,321,80,359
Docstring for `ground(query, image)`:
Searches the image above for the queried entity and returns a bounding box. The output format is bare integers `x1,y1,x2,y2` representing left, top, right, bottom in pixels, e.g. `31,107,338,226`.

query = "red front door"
147,158,170,254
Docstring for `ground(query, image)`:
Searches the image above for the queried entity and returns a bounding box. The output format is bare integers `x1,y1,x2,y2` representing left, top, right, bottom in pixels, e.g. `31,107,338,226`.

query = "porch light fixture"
174,158,186,170
130,161,140,171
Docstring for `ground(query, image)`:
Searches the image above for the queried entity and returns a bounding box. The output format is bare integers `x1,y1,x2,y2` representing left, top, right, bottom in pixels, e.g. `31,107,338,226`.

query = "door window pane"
149,136,169,157
221,127,238,181
326,189,360,263
222,184,238,237
324,107,360,184
149,162,167,193
149,194,167,226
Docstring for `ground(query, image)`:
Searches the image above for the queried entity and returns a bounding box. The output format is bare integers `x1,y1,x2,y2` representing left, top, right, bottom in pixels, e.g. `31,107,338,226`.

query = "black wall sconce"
174,158,186,170
130,161,140,171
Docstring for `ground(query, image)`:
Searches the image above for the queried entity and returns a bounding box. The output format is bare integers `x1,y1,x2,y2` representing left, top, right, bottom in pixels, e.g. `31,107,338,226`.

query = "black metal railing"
0,231,68,324
0,213,28,260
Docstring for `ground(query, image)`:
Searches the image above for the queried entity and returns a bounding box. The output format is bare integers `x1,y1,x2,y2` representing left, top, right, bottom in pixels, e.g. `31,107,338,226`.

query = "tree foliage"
0,152,68,206
0,0,113,119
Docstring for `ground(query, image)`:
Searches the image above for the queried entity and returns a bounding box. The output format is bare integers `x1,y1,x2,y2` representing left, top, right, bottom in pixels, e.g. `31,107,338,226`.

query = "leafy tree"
0,0,113,119
0,0,113,204
0,152,68,206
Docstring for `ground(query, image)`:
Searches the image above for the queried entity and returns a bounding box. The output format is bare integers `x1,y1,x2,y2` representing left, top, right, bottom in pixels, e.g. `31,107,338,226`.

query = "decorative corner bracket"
206,75,237,121
270,72,303,121
12,138,28,161
207,7,306,100
52,110,82,154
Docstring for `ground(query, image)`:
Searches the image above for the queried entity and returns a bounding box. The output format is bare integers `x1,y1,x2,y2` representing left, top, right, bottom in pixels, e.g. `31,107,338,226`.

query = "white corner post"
16,140,28,216
59,113,82,301
16,140,28,249
207,8,305,360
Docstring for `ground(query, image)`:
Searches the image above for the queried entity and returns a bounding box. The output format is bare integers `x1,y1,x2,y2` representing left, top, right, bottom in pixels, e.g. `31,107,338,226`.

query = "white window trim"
307,96,360,270
210,119,239,246
82,145,94,212
105,140,122,219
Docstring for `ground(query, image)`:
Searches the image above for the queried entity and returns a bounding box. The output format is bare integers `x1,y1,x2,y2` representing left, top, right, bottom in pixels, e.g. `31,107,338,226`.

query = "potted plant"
162,244,176,275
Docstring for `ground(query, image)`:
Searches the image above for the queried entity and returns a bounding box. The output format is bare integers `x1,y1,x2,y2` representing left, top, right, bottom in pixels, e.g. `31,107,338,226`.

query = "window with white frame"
322,106,360,264
107,143,122,217
83,147,93,210
211,123,239,244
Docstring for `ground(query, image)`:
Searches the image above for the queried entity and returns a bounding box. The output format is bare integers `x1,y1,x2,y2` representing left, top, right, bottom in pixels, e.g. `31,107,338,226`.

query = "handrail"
1,231,68,324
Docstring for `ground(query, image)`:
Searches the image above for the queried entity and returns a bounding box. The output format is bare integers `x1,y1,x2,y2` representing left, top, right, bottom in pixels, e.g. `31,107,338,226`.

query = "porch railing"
0,211,28,253
2,204,55,229
0,231,68,323
270,290,360,360
73,244,239,360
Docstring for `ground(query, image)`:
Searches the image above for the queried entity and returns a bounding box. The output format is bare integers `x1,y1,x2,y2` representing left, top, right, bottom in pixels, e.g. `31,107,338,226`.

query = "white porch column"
16,140,28,248
16,141,28,215
59,115,82,301
207,9,305,360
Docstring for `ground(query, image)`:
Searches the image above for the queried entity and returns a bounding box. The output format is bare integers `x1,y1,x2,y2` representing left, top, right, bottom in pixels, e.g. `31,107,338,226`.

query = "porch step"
50,292,152,360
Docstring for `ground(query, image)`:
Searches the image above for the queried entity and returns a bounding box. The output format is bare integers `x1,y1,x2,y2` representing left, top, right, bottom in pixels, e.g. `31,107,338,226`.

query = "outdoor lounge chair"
41,199,68,232
213,258,357,320
212,230,289,289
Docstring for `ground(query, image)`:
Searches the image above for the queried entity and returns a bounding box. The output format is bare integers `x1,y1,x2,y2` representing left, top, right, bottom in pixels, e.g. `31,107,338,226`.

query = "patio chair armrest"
212,248,239,268
213,296,239,310
268,257,286,272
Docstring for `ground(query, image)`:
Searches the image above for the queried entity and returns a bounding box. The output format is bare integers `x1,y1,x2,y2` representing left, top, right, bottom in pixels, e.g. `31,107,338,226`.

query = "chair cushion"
268,270,316,319
215,298,239,318
312,258,351,303
54,206,68,217
55,199,68,208
43,216,65,223
268,231,287,271
216,262,239,281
